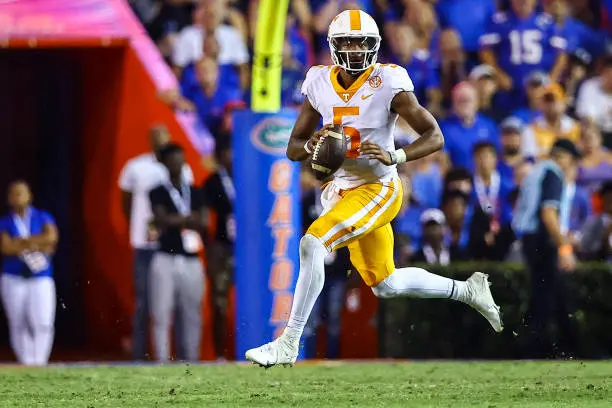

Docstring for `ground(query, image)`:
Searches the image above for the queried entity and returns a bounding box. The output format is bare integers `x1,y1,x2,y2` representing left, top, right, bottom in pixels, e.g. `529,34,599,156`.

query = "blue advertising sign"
233,109,302,360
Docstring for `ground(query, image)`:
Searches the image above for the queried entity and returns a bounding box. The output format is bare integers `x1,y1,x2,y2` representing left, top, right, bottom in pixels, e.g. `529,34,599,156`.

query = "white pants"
0,274,56,365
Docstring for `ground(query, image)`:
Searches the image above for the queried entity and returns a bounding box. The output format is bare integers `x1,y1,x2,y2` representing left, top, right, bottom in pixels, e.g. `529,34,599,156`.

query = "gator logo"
250,117,293,156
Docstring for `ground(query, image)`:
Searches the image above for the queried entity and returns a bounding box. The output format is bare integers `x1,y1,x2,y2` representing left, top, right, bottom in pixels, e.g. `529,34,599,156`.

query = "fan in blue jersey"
479,0,568,116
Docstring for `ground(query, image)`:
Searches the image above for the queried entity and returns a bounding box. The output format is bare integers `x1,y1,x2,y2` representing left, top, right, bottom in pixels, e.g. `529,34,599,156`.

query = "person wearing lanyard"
468,141,514,261
200,139,235,361
0,181,58,366
148,143,208,362
512,139,581,359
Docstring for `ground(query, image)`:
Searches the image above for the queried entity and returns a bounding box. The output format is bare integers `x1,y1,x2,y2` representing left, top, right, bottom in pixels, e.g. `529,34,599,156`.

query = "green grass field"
1,361,611,407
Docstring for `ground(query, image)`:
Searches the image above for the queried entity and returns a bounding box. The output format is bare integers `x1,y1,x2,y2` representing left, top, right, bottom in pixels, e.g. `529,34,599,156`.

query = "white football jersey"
301,63,414,189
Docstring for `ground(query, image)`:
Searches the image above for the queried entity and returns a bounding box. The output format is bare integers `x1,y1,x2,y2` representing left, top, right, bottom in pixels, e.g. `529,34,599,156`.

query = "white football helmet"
327,10,381,74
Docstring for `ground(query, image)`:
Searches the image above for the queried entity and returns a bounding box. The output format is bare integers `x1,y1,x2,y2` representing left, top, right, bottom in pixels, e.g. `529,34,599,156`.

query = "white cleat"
464,272,504,333
245,337,299,368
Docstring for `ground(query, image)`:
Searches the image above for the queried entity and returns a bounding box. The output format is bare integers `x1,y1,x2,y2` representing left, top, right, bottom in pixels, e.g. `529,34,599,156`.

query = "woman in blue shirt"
0,181,58,366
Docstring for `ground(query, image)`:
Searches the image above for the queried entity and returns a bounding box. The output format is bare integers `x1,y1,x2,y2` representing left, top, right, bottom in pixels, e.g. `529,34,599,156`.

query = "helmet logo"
368,76,382,89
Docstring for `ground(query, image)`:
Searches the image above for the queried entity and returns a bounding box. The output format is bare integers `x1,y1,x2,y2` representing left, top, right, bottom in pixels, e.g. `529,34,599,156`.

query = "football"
311,124,347,180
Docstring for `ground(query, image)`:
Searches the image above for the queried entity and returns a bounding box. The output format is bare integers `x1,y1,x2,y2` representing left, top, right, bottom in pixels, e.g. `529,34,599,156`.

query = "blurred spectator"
0,181,58,366
201,139,235,361
409,151,444,210
389,24,442,116
412,209,468,265
469,64,499,121
172,0,250,89
547,0,607,67
443,167,473,196
511,71,548,124
282,37,307,108
513,139,581,359
440,82,500,171
577,122,612,195
180,58,243,137
118,126,194,360
403,0,440,52
438,29,467,105
521,82,580,159
441,189,470,250
498,117,528,190
575,55,612,148
564,51,590,116
479,0,568,116
147,0,196,65
579,181,612,261
149,143,207,362
435,0,496,68
468,142,515,260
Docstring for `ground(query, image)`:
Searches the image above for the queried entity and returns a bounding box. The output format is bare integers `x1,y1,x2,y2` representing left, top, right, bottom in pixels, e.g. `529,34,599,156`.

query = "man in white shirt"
576,56,612,148
172,0,249,87
118,125,194,360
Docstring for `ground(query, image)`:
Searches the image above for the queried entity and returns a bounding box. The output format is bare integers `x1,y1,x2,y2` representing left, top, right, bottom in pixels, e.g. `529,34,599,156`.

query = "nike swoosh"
361,94,373,100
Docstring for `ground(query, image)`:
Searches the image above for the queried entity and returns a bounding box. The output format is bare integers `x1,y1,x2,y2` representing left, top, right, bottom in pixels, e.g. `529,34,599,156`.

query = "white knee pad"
371,274,397,299
299,234,327,260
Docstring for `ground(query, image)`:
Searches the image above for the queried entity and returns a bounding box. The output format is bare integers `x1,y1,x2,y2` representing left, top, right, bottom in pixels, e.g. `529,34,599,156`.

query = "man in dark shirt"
513,138,581,359
201,139,234,361
149,143,208,362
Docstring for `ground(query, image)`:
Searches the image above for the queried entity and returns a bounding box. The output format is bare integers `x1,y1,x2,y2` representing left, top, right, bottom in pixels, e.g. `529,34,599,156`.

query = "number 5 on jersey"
333,106,360,158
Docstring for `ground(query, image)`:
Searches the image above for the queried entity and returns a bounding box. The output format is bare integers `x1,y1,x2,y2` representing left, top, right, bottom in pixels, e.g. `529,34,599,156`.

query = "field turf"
0,361,611,407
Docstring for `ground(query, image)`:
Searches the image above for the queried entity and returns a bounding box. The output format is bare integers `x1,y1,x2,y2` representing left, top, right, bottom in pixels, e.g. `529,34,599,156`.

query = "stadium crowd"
120,0,612,359
131,0,612,262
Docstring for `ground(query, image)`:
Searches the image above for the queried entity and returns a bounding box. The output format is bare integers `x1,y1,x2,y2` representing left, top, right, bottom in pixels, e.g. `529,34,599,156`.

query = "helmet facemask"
329,35,380,75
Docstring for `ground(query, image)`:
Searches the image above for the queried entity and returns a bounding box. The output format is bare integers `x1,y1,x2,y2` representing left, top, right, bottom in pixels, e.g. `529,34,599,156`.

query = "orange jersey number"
333,106,360,159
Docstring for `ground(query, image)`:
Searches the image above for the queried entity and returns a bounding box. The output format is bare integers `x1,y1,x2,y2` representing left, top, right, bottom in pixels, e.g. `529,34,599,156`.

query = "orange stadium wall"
0,42,218,360
79,44,218,359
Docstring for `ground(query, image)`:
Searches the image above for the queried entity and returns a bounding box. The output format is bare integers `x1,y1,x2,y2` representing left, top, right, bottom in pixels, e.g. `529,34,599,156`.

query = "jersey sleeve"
40,211,56,227
549,23,567,52
389,65,415,96
479,13,504,49
300,67,320,112
0,217,9,234
540,169,563,209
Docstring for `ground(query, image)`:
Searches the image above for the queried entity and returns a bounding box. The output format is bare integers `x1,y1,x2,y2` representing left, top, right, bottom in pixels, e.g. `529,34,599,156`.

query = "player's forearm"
287,139,311,162
400,127,444,162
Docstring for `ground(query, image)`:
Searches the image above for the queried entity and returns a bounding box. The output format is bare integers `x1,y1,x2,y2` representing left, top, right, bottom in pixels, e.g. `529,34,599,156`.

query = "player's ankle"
450,280,467,302
282,327,302,345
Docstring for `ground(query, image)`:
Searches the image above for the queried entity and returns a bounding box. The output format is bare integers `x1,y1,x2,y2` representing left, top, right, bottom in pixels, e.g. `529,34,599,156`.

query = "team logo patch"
368,75,382,89
250,117,294,156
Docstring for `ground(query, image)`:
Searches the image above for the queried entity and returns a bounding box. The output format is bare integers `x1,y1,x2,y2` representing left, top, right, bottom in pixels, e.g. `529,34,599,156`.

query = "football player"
246,10,503,368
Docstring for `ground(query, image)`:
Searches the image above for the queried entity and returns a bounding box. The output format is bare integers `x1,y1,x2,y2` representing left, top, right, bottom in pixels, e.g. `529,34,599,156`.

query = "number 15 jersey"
301,63,415,190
